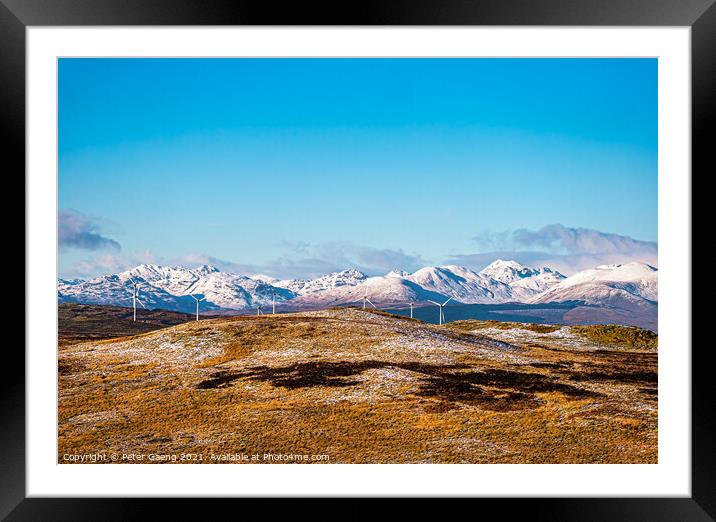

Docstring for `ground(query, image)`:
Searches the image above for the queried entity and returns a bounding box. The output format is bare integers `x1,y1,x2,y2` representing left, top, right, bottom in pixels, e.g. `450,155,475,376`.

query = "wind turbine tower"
410,303,414,319
272,290,276,315
362,289,376,310
191,295,206,321
427,296,454,325
128,278,146,322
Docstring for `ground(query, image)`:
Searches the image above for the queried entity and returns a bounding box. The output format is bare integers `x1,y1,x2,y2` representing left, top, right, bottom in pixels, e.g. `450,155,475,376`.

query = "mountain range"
57,259,658,317
529,262,657,310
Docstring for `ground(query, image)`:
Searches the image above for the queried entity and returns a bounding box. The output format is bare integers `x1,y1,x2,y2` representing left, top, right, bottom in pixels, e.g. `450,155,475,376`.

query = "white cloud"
64,250,157,279
455,224,657,275
63,242,428,281
62,225,655,280
266,241,428,279
511,224,657,257
59,209,121,251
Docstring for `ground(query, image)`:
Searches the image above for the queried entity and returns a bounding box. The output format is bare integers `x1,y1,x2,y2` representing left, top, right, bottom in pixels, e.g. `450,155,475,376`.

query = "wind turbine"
427,296,454,325
409,303,414,319
191,295,206,321
362,289,376,310
272,290,276,315
257,305,263,316
128,278,146,322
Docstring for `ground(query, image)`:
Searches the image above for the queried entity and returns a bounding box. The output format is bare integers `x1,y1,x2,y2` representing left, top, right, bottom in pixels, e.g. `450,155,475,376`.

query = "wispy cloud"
59,210,121,251
266,241,428,279
171,252,261,275
64,250,156,279
453,224,657,275
511,224,656,257
67,254,129,278
62,225,654,281
63,242,426,281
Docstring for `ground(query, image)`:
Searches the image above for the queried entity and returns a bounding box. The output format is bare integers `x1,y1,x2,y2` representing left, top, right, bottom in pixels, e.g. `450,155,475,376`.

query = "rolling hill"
58,308,657,464
58,303,200,342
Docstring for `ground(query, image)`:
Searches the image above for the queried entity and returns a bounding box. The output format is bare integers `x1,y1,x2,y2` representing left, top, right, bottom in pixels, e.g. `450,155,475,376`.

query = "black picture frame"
5,0,711,518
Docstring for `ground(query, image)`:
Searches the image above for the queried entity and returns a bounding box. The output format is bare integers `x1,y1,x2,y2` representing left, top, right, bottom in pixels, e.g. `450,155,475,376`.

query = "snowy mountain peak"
485,259,527,269
249,274,278,284
273,268,369,296
123,263,219,281
195,264,221,274
479,259,565,289
411,265,480,282
594,262,657,273
339,268,368,279
530,261,658,307
480,259,537,280
559,262,657,288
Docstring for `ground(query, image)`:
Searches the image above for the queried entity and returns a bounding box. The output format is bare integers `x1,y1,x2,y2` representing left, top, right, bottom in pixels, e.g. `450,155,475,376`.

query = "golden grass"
571,324,658,350
58,309,657,464
447,319,562,334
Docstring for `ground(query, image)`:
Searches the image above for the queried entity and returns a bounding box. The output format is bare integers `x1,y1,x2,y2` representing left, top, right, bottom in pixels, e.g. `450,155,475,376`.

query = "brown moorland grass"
58,308,657,464
570,324,658,350
448,319,562,334
58,303,198,342
446,319,657,352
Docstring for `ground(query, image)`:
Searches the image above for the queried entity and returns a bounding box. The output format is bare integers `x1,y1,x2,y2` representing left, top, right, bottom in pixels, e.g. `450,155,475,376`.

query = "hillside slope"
59,308,657,464
59,303,199,342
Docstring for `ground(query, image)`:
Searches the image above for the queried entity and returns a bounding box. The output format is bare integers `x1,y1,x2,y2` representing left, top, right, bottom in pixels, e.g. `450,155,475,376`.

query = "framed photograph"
9,0,712,517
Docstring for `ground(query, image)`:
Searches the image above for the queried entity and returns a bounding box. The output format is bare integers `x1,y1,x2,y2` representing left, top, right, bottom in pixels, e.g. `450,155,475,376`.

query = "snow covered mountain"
384,261,566,305
273,269,368,295
284,275,450,309
403,265,512,303
58,265,371,313
529,262,658,308
57,260,653,314
58,264,296,313
58,272,201,313
283,263,566,309
479,259,567,301
479,259,544,283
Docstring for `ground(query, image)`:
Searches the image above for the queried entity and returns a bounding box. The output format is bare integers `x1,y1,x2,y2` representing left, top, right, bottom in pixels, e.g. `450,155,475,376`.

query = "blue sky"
58,58,657,279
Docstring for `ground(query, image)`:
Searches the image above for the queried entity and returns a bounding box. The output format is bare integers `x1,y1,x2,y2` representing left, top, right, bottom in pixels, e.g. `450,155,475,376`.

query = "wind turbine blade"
366,299,376,308
427,300,441,307
136,298,147,309
199,297,206,302
443,296,454,306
